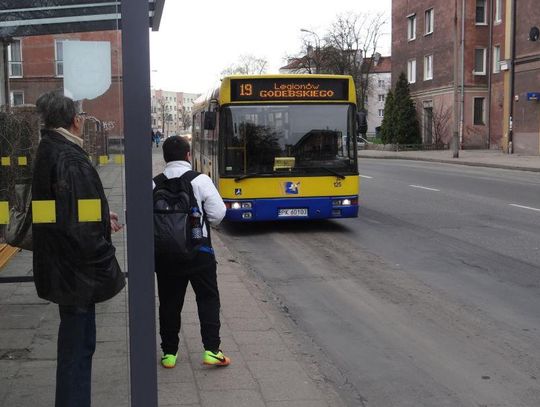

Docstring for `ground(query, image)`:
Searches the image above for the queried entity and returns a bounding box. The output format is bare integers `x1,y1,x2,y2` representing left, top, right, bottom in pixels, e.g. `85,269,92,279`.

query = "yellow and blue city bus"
191,74,359,221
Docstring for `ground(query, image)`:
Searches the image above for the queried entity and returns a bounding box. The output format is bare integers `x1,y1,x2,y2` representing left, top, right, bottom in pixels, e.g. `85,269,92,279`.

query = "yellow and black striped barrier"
1,154,125,167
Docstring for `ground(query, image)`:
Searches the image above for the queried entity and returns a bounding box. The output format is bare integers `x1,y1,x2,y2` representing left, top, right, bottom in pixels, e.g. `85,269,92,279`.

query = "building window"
424,54,433,80
495,0,502,23
378,79,385,87
493,45,501,73
474,48,486,75
55,40,64,77
476,0,487,24
407,59,417,84
407,14,416,41
425,9,434,35
8,39,23,77
378,109,384,117
378,94,385,102
473,97,485,125
10,90,24,106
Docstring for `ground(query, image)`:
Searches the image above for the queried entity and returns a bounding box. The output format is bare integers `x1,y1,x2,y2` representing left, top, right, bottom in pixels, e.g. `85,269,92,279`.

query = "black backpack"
153,170,203,260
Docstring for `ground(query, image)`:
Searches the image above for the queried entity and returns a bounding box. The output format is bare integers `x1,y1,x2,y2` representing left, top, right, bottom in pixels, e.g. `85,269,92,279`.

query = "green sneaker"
203,350,231,367
161,353,177,369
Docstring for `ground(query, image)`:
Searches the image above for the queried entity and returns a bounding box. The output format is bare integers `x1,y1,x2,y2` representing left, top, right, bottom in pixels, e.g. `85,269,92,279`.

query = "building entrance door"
424,106,433,144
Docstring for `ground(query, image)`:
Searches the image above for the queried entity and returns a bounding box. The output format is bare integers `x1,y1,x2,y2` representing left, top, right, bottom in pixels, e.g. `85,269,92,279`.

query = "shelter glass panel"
0,3,130,406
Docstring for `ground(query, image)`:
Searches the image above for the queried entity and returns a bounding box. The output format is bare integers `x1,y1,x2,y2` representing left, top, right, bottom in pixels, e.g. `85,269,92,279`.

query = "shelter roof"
0,1,165,37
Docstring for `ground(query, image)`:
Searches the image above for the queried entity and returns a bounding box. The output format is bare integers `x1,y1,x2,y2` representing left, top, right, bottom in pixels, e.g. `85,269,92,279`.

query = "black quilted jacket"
32,129,125,305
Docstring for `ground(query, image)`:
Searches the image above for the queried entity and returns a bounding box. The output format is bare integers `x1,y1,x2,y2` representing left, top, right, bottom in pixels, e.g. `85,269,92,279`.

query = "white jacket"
153,160,226,238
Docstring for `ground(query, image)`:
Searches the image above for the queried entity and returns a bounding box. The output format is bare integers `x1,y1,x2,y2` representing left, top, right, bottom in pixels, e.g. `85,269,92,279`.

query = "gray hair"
35,91,77,129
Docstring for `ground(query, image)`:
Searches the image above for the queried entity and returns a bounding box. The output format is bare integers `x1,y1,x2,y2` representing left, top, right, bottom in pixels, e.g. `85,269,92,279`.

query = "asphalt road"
217,159,540,407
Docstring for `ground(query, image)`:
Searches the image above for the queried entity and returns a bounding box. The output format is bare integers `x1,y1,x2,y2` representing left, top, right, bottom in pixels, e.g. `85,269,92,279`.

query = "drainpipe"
460,0,465,149
486,0,494,149
508,0,517,154
1,38,10,112
453,0,460,158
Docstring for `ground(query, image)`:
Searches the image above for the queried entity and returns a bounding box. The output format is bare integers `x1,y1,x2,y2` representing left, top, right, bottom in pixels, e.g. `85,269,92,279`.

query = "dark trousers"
156,252,221,354
56,304,96,407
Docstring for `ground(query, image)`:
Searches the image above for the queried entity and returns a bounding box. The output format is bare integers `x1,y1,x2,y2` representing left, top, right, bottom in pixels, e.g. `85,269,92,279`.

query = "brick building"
392,0,506,148
509,1,540,155
6,31,124,140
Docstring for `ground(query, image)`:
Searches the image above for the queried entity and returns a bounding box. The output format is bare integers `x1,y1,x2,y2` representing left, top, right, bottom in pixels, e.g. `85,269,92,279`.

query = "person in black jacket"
32,91,125,407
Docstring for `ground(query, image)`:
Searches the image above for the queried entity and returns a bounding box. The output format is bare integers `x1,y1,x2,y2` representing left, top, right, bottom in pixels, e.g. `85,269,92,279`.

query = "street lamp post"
300,28,321,73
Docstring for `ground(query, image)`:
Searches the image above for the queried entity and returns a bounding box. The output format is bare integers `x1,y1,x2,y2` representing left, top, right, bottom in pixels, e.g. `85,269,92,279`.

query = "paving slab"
0,155,347,407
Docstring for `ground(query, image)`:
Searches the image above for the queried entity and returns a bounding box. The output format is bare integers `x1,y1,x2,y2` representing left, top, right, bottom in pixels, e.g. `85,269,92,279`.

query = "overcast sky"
149,0,391,94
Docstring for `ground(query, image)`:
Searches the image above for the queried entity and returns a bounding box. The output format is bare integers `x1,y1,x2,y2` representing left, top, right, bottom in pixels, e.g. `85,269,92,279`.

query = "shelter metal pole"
121,1,158,406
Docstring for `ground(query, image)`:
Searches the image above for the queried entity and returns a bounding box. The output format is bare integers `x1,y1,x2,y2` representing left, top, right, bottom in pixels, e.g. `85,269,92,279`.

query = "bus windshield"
220,104,357,176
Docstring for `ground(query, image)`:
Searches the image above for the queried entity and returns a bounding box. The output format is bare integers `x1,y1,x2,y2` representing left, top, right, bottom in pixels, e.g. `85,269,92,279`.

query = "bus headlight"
332,198,357,206
229,201,252,210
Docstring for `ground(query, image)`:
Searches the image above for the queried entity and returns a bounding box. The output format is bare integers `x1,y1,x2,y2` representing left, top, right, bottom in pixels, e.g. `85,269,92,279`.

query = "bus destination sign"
230,78,349,102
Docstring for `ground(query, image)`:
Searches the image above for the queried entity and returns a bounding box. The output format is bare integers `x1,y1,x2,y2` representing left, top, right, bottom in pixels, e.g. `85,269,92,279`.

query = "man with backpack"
153,136,229,369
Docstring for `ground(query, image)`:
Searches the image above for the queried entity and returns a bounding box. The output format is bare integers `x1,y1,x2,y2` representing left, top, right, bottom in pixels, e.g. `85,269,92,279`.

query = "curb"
358,154,540,172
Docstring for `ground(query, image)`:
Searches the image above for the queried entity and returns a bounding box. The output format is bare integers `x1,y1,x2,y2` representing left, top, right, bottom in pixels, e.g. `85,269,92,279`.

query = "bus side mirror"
203,111,217,130
357,109,368,136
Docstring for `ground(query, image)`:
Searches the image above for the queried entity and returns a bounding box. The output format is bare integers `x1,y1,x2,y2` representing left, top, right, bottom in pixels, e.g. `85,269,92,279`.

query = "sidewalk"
0,156,346,407
358,148,540,172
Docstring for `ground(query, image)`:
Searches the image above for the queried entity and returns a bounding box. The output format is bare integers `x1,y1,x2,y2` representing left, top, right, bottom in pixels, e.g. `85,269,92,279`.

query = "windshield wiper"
295,167,346,179
234,172,267,182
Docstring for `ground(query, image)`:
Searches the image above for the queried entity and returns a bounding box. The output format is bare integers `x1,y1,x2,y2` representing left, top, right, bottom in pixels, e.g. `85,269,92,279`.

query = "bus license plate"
278,208,308,217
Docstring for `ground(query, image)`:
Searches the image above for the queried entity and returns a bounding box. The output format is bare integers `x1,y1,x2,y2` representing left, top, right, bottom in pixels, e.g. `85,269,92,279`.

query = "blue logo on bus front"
284,181,300,194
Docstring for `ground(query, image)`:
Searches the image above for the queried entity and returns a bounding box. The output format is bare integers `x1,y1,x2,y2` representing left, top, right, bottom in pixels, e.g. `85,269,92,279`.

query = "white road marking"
409,185,440,192
359,175,373,179
509,204,540,212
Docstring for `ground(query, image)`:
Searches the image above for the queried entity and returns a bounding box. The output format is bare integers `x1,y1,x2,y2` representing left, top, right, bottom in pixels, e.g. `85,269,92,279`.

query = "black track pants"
155,252,221,354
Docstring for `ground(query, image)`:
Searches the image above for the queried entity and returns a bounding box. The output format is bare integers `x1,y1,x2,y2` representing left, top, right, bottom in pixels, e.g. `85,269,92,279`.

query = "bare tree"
221,54,268,76
432,103,452,145
287,13,387,110
155,96,166,134
178,106,192,131
290,30,326,74
326,13,387,109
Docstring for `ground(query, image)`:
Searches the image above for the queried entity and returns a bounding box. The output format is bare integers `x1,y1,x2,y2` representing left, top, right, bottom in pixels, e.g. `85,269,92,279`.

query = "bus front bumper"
224,196,358,221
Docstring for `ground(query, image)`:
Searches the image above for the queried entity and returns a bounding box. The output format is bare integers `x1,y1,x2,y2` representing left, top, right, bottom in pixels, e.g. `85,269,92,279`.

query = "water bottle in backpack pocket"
190,207,204,243
153,171,202,260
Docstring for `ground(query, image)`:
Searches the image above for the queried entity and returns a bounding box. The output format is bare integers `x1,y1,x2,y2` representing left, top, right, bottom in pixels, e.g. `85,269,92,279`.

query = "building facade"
508,1,540,155
151,89,200,136
392,0,506,148
366,56,391,137
5,31,124,140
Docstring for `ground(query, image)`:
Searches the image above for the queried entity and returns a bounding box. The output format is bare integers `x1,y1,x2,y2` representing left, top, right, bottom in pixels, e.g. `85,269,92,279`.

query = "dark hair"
35,91,77,129
162,135,190,162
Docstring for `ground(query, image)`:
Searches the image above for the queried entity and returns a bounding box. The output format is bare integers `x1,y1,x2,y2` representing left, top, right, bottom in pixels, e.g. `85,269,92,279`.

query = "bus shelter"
0,1,161,405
